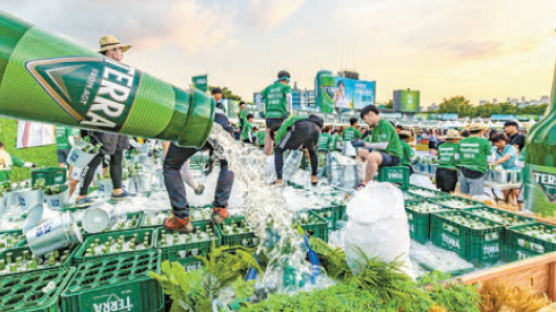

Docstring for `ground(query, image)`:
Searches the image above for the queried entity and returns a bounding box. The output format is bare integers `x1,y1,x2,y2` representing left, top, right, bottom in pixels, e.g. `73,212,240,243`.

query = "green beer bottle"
0,11,213,148
523,58,556,215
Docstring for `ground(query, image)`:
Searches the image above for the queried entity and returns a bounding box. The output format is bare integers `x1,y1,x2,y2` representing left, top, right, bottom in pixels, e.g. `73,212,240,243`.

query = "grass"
0,117,58,181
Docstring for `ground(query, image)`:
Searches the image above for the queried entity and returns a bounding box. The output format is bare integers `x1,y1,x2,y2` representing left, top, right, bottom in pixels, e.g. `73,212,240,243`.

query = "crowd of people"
5,34,527,235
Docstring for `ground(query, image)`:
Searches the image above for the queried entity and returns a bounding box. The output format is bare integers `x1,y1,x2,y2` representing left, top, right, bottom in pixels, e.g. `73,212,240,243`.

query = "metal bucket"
82,203,121,233
67,147,97,168
44,188,70,210
25,212,82,257
96,179,113,197
151,168,165,190
22,204,43,234
132,173,151,193
341,164,359,189
283,150,303,181
342,141,357,157
13,189,43,211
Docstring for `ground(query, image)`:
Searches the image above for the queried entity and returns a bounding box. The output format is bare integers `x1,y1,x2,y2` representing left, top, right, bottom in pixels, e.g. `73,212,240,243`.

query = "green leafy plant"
31,178,45,190
149,245,260,312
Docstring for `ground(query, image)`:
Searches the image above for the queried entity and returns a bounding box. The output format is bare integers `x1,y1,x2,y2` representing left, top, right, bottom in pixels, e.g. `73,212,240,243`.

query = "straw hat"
98,35,131,53
468,123,484,132
442,129,461,140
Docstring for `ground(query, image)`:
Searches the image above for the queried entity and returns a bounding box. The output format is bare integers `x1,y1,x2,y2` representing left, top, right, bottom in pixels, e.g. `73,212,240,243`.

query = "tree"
436,96,474,117
386,99,393,109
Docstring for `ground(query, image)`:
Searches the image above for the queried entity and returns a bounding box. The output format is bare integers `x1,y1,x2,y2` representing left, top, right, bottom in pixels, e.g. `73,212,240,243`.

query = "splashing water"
209,125,312,293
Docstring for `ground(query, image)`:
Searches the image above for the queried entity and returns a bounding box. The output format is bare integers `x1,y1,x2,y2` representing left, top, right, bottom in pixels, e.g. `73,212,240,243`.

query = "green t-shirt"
458,136,492,174
317,133,332,151
238,109,247,128
274,115,307,146
331,134,340,151
55,126,79,149
400,141,414,167
437,142,460,170
369,119,403,159
341,126,362,141
260,82,291,119
241,121,253,141
256,131,266,147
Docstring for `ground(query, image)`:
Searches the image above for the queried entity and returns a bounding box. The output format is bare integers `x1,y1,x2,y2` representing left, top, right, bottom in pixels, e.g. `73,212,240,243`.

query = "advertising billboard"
315,70,335,113
333,77,376,111
394,89,420,113
314,70,376,113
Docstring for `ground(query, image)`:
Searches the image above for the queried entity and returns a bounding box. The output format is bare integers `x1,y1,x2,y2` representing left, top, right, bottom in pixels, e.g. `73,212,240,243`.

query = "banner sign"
192,74,208,93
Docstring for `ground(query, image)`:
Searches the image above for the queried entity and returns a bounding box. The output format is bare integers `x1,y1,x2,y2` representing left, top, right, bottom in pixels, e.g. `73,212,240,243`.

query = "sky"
2,0,556,107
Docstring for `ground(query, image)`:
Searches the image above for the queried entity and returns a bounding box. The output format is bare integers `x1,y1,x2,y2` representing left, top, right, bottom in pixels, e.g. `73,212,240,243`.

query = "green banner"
192,74,208,93
314,70,335,113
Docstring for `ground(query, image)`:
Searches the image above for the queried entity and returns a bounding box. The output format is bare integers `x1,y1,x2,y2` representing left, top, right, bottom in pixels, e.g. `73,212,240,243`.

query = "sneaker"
75,197,94,208
355,183,366,190
194,184,205,195
111,191,131,201
164,215,194,232
212,207,229,224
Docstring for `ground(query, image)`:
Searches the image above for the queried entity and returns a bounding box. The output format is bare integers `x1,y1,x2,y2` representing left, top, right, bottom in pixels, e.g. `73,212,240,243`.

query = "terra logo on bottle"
25,57,140,131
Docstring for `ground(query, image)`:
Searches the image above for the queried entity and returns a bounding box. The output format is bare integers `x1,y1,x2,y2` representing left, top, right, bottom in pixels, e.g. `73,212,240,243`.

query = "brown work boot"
212,207,230,224
164,214,194,232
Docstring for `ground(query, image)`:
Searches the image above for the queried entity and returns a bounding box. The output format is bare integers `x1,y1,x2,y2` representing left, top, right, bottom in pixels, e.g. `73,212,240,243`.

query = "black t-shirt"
508,133,525,152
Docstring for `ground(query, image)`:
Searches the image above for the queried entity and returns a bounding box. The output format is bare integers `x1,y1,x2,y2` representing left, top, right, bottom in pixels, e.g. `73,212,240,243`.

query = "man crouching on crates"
270,114,323,186
352,105,403,190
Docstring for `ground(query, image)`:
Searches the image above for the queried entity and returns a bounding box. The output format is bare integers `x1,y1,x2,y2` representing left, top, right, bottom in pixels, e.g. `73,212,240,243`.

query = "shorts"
57,148,70,164
375,151,400,167
265,118,284,129
436,167,458,193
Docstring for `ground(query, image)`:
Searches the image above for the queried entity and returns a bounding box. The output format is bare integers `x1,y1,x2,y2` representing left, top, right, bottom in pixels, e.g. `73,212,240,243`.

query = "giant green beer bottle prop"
0,11,213,148
523,57,556,215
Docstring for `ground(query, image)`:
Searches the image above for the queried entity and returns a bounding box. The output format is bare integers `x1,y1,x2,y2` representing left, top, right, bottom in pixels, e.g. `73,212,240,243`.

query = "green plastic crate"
405,200,452,244
378,166,410,190
431,210,504,265
31,167,67,186
466,207,536,227
140,210,173,228
215,216,256,247
73,228,155,264
402,190,422,202
78,211,144,238
156,221,220,264
295,211,329,242
504,223,556,262
0,229,27,253
61,250,163,312
311,207,337,230
0,244,77,276
431,196,486,210
407,186,448,200
0,267,75,312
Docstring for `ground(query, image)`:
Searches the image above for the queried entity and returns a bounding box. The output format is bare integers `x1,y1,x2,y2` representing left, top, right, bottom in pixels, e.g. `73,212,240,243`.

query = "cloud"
248,0,306,28
1,0,238,55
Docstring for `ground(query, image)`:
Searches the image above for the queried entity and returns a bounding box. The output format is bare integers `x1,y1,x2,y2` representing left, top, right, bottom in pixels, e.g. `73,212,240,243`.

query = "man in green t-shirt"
341,118,362,141
270,115,323,186
317,126,332,152
398,130,415,169
255,130,266,148
353,105,403,189
436,129,461,193
237,101,247,133
458,123,491,196
241,114,255,144
256,70,292,156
